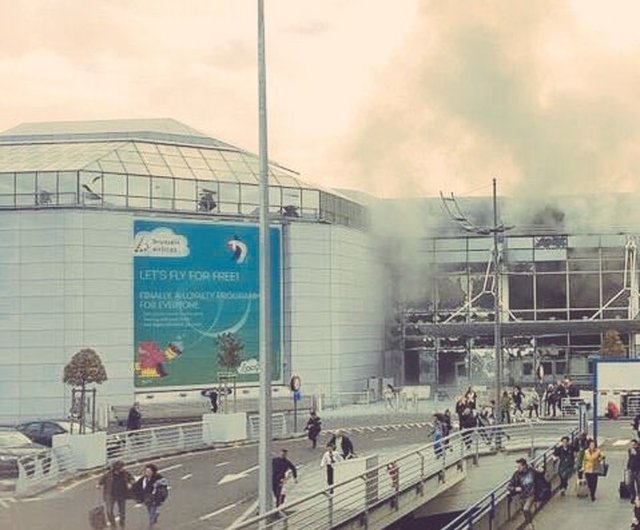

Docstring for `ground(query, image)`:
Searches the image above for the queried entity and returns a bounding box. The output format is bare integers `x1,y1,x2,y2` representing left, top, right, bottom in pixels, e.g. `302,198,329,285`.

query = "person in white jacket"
320,445,343,492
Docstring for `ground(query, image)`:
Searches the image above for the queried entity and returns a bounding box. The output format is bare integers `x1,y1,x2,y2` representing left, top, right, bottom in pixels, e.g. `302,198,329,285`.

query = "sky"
2,0,640,199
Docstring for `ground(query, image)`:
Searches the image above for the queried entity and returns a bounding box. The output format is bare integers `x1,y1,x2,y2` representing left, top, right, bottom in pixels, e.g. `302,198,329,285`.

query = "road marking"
181,473,193,480
134,503,144,509
160,464,183,473
613,439,630,446
20,497,42,503
218,465,259,485
0,500,10,508
231,499,259,526
199,502,239,520
373,437,392,442
215,461,230,467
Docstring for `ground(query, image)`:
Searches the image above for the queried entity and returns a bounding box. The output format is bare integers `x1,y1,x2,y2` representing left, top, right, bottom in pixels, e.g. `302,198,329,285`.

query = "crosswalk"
324,421,432,436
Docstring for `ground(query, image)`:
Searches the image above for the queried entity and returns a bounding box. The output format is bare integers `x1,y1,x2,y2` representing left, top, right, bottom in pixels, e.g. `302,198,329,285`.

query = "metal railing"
230,420,577,530
441,428,578,530
248,413,287,439
13,413,294,498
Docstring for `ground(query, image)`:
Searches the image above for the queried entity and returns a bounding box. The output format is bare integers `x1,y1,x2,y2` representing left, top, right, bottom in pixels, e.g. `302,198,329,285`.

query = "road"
0,422,432,530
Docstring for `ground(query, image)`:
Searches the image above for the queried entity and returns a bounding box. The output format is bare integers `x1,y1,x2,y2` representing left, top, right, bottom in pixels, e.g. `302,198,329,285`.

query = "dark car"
0,429,47,490
16,420,92,448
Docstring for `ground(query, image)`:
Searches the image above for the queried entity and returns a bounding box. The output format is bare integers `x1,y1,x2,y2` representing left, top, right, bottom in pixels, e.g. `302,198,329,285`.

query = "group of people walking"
96,461,168,529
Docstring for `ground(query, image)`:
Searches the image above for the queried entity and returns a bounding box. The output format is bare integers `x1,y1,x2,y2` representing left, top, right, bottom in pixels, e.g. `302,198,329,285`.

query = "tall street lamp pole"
257,0,273,518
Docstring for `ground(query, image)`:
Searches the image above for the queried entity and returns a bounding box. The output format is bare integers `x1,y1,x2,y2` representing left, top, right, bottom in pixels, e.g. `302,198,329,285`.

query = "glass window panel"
269,186,282,208
203,156,230,172
536,260,565,272
301,189,320,216
178,147,204,159
600,235,626,247
507,236,533,249
36,172,57,205
192,167,215,180
175,179,196,211
436,239,467,251
568,259,600,272
140,151,167,167
436,276,466,309
468,238,492,251
240,183,259,207
468,250,492,263
58,171,77,204
201,149,225,161
243,156,260,173
146,164,173,178
569,274,600,308
602,273,626,307
569,235,598,250
102,173,126,207
509,275,534,309
536,274,567,309
15,172,36,205
506,249,533,262
135,142,160,154
435,251,467,263
152,177,174,210
602,259,625,272
234,172,257,184
282,187,301,207
98,160,125,173
0,173,15,206
184,156,209,170
123,162,150,176
218,182,239,214
128,174,150,198
534,248,567,261
116,149,144,164
157,144,180,156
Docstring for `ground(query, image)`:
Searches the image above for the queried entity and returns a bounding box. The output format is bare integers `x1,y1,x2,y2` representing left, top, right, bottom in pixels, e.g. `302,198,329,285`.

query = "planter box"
52,431,107,470
202,412,247,444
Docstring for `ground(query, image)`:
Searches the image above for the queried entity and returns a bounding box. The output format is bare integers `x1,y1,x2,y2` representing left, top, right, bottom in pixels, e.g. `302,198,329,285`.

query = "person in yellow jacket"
581,438,605,502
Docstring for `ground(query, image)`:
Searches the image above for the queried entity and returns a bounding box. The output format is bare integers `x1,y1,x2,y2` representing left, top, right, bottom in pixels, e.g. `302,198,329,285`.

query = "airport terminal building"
0,119,384,422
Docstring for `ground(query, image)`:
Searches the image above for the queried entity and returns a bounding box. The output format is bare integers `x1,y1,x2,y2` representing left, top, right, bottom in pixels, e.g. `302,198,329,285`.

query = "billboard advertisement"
133,219,281,388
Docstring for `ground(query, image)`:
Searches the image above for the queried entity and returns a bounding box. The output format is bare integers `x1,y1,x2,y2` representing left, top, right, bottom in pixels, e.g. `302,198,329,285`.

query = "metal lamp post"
257,0,273,518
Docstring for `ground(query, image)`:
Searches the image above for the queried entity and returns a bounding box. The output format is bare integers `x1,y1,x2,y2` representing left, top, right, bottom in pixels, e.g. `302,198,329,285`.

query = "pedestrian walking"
465,387,477,410
581,439,605,502
320,444,343,492
97,460,135,529
126,402,142,431
500,391,512,424
131,464,169,528
527,391,540,419
512,386,525,416
432,418,444,458
272,449,297,507
328,430,355,459
545,384,557,417
552,436,575,495
304,411,322,449
628,440,640,501
507,458,536,530
460,409,477,450
201,388,219,413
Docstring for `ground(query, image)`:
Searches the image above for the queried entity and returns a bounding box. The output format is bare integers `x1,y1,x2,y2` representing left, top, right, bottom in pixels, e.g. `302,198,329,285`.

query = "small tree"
63,348,108,433
216,333,244,370
601,329,626,357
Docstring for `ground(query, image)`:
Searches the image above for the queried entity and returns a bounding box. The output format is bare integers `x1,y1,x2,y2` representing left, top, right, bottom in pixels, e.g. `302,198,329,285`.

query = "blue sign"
133,219,281,388
293,390,302,402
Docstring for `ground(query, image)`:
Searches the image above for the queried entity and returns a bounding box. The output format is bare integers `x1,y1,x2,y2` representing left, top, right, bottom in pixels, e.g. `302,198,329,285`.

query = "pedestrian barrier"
13,413,291,498
248,413,287,439
14,444,78,497
440,430,578,530
229,420,577,530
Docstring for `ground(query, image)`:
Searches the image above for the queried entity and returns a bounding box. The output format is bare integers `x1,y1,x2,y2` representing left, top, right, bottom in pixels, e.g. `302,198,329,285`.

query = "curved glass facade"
0,120,368,229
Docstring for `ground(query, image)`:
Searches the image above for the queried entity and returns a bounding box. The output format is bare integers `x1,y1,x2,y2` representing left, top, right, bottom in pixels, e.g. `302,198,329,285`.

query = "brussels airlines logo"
134,228,190,257
227,235,248,263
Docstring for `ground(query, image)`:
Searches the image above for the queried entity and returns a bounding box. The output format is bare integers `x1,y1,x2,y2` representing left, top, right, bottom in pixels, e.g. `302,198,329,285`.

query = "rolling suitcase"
576,478,589,498
89,504,107,529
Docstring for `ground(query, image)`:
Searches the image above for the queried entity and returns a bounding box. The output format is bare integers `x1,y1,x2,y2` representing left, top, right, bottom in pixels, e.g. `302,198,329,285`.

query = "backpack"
534,470,551,502
154,481,169,504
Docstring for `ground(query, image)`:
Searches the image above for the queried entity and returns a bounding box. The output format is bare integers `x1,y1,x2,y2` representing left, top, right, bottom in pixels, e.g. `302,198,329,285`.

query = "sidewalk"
532,450,631,529
110,399,441,433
